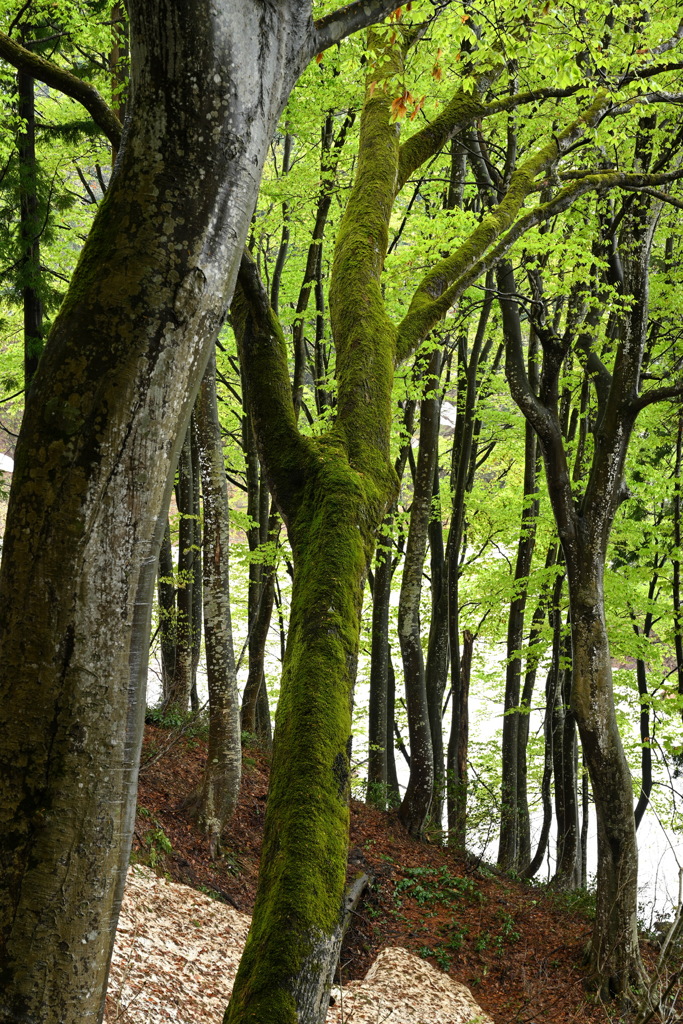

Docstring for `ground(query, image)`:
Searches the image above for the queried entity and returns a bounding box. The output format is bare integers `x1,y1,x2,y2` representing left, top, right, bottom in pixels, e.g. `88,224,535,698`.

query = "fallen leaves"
105,867,492,1024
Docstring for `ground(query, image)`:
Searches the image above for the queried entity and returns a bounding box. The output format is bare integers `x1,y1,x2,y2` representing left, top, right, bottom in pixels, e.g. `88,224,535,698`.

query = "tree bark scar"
332,750,349,797
174,267,207,321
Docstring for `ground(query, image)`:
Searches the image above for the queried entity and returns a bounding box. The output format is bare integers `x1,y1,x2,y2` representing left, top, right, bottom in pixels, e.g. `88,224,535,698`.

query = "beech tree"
224,7,683,1017
500,173,683,992
0,3,399,1022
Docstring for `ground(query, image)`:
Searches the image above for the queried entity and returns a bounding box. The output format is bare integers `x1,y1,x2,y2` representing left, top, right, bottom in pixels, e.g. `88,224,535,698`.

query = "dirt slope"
128,723,617,1024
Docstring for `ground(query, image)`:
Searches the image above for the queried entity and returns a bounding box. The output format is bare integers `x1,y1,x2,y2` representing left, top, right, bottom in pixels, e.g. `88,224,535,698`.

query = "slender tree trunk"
386,654,400,803
166,424,194,712
398,347,442,836
158,517,177,699
447,628,472,846
674,413,683,717
426,453,450,832
552,639,581,890
17,57,43,387
498,417,539,871
367,402,415,807
188,351,241,856
366,518,393,806
190,413,202,711
571,570,642,994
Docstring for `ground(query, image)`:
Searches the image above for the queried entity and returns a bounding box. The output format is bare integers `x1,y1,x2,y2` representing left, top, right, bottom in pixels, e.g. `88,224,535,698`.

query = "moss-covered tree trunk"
225,443,389,1024
224,42,401,1003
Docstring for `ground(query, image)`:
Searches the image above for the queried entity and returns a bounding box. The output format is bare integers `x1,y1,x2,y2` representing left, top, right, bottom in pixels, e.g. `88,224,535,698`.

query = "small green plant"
199,885,223,901
445,921,468,951
135,809,173,869
497,910,520,942
145,704,188,729
144,826,172,868
366,780,401,810
418,944,453,972
393,865,482,909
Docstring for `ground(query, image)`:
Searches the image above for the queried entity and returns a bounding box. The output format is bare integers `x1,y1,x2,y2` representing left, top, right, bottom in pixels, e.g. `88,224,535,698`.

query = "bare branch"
632,384,683,414
0,31,122,149
619,186,683,210
643,17,683,56
312,0,398,55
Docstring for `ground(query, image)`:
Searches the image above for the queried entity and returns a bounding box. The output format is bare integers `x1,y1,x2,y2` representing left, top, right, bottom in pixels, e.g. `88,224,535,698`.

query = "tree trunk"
17,56,44,387
426,453,450,833
0,4,328,1019
571,578,642,995
225,447,390,1024
447,628,472,847
166,423,195,712
552,642,581,890
190,351,241,856
366,518,393,807
398,347,442,836
498,416,539,871
190,413,202,711
158,517,177,698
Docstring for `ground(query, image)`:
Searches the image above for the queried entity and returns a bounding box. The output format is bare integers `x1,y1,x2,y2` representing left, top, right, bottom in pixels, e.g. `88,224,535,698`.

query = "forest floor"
132,722,656,1024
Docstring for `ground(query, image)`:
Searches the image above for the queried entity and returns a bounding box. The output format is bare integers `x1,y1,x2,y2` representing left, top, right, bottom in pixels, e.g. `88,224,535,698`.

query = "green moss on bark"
225,446,388,1024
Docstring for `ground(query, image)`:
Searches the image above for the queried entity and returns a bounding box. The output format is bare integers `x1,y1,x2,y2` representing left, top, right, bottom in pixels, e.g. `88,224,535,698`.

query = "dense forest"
0,1,682,1022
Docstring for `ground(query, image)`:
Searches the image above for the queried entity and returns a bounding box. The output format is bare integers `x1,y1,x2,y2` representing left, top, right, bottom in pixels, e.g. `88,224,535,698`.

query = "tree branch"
396,160,683,364
312,0,398,56
233,251,308,524
632,384,683,414
0,31,122,149
395,93,610,360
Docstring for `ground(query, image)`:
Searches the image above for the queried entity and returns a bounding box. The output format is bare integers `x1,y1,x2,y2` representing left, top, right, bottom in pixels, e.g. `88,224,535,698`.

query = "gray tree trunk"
189,350,241,856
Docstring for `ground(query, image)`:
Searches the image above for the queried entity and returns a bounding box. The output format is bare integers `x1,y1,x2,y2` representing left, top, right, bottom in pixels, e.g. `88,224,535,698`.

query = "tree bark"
17,55,44,387
166,424,195,712
158,517,177,698
398,347,443,836
366,519,393,806
189,351,241,856
0,3,403,1019
498,412,539,871
551,636,581,890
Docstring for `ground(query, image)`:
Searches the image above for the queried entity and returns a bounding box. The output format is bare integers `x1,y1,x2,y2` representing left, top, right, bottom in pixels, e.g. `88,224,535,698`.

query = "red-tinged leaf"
390,30,396,43
462,13,470,21
315,52,323,64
